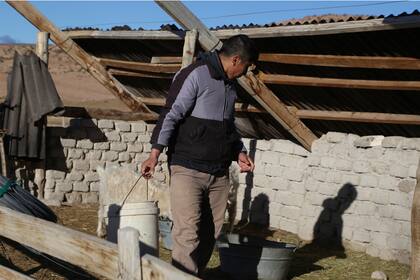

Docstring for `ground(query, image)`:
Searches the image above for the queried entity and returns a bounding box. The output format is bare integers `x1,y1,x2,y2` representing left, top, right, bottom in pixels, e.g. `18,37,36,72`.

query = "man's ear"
231,55,241,66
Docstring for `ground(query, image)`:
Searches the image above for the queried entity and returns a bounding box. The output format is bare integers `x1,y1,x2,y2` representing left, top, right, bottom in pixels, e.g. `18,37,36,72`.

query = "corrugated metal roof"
68,10,420,139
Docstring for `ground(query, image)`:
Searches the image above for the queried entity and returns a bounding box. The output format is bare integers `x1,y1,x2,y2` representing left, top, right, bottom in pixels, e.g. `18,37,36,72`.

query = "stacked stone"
235,133,417,264
43,118,168,204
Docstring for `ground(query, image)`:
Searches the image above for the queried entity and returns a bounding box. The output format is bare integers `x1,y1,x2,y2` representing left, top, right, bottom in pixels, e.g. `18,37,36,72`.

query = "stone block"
272,140,294,154
317,183,339,196
379,249,395,261
261,151,279,164
307,156,320,167
86,150,102,160
294,145,310,157
76,139,93,149
390,164,408,178
60,138,76,148
365,245,380,258
90,160,105,171
356,187,371,201
281,206,300,220
335,159,352,171
372,161,390,175
73,160,89,171
143,143,152,152
103,151,119,162
82,192,99,204
398,179,416,193
44,191,65,201
306,192,328,206
98,119,114,129
131,122,146,133
254,174,269,188
56,182,72,193
300,204,322,218
118,152,131,162
289,181,305,195
137,134,151,143
409,165,417,178
50,170,66,180
304,178,319,192
68,149,84,159
353,161,371,173
382,136,404,148
110,142,127,152
312,168,327,182
371,232,390,247
94,142,109,150
279,154,305,168
369,189,389,205
105,131,121,141
401,221,411,236
378,176,400,190
388,236,409,251
256,140,272,151
90,182,100,192
392,205,411,221
355,201,377,215
134,153,149,163
297,217,316,240
320,156,336,169
353,135,384,148
45,180,55,190
352,229,371,243
73,182,89,192
67,172,84,182
122,133,137,142
325,171,342,184
285,168,304,182
326,132,346,143
389,192,409,206
85,172,100,182
278,217,298,233
311,141,331,155
127,143,143,153
360,174,378,188
115,121,131,132
65,192,82,204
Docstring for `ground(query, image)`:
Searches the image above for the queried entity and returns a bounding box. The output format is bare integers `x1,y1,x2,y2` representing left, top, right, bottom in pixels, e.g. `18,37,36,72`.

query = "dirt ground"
0,204,410,280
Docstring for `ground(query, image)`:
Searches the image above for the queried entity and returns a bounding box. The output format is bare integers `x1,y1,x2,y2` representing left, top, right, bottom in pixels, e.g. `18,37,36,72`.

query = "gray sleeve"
156,70,199,146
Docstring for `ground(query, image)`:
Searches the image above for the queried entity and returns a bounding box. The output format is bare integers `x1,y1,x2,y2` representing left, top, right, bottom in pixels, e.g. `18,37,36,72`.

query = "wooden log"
53,106,158,121
99,58,181,73
0,264,34,280
154,0,318,151
35,31,49,64
142,254,199,280
151,56,183,64
118,227,142,280
182,29,198,68
0,205,119,279
259,53,420,70
108,69,173,79
6,0,154,115
64,14,420,39
260,73,420,91
411,160,420,280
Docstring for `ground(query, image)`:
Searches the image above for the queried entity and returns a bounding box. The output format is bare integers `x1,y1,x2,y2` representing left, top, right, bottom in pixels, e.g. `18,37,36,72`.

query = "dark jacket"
150,51,245,174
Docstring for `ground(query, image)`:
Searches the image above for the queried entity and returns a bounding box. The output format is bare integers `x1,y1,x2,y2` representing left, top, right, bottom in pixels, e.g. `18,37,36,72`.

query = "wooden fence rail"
0,206,198,280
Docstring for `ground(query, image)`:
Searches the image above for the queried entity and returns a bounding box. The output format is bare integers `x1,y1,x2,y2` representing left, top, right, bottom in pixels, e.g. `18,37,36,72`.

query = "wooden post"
410,159,420,279
0,264,34,280
181,29,197,68
118,227,142,280
36,31,49,64
34,31,49,200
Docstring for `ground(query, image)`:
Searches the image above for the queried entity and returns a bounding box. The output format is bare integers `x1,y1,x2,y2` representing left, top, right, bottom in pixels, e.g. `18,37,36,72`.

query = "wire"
61,0,408,28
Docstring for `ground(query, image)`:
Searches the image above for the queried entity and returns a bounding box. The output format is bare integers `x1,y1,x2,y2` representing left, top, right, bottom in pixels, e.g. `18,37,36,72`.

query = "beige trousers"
170,165,229,276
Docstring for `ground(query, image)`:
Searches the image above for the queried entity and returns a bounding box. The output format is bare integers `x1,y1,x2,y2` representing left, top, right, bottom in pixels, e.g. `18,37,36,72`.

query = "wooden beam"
99,58,181,73
411,160,420,280
0,265,34,280
108,69,173,79
6,0,154,115
0,206,199,280
260,73,420,91
65,14,420,39
155,0,318,150
181,29,198,68
151,56,183,64
118,227,142,280
35,31,49,64
259,53,420,70
56,106,158,121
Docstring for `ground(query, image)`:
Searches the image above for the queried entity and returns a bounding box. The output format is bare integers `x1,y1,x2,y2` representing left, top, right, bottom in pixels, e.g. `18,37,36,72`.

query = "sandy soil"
0,44,130,111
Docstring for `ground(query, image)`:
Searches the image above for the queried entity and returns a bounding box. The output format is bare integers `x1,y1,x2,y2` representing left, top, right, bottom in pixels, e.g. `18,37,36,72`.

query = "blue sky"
1,1,419,44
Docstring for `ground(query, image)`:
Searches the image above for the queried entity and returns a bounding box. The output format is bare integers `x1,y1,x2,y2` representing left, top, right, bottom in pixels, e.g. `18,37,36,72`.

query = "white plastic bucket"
105,201,159,257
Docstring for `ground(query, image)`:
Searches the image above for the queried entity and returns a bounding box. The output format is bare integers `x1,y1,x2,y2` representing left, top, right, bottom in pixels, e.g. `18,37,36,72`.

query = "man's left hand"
237,152,255,173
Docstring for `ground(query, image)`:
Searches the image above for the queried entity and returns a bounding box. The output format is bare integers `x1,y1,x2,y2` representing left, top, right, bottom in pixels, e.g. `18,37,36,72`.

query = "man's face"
226,55,252,80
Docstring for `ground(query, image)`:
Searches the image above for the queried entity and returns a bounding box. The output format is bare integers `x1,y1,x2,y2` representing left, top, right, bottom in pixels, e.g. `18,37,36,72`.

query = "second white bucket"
105,201,159,257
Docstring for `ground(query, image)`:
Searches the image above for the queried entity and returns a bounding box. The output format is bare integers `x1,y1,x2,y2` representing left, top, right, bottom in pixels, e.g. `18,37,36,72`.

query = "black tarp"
2,51,64,159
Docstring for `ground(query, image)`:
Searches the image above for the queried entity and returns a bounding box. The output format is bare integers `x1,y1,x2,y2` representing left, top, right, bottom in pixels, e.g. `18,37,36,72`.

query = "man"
141,34,258,276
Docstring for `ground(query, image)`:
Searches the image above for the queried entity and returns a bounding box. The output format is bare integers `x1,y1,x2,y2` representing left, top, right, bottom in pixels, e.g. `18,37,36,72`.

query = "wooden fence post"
410,159,420,279
181,29,197,69
118,227,142,280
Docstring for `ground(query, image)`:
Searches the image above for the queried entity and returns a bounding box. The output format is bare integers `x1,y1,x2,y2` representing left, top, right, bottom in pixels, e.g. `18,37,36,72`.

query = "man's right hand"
140,148,161,179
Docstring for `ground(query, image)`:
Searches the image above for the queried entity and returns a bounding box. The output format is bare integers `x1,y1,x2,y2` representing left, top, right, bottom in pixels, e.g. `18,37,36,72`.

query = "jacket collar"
197,51,230,82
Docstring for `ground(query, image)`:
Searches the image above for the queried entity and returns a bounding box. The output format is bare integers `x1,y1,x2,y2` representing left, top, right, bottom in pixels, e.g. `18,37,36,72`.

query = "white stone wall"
39,118,168,204
235,133,417,264
27,117,417,264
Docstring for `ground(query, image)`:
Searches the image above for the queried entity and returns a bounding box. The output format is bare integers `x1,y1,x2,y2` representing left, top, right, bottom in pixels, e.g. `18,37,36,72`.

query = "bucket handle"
118,173,145,211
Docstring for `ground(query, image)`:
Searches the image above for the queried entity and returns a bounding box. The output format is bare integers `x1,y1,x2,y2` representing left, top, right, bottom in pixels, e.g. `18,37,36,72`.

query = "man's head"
218,35,259,80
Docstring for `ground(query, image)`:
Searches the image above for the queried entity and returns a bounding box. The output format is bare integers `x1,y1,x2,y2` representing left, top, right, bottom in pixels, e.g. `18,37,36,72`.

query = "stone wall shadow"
239,139,257,225
288,183,357,278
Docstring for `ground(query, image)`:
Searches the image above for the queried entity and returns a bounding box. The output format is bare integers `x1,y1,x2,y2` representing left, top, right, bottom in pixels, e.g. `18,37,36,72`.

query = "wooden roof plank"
155,0,318,150
6,0,155,116
99,58,181,73
259,53,420,70
260,73,420,91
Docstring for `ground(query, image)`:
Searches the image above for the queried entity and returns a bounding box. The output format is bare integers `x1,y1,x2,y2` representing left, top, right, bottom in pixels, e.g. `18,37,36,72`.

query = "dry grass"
0,204,411,279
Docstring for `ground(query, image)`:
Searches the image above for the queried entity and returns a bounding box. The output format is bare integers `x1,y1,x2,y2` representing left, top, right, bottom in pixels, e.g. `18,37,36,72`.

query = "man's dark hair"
219,35,259,64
